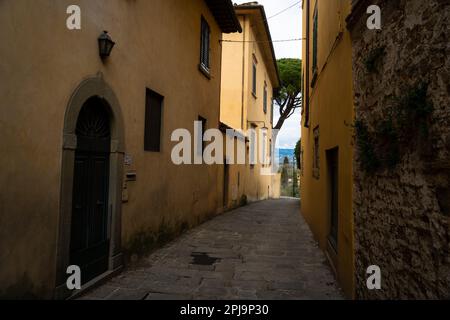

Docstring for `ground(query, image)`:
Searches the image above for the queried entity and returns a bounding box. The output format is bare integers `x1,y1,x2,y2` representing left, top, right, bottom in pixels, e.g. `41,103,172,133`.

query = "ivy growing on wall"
355,120,380,173
355,83,434,173
365,47,386,73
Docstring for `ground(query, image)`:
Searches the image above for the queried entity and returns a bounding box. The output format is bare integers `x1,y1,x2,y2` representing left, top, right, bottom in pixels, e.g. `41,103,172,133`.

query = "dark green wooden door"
70,98,111,285
327,148,339,251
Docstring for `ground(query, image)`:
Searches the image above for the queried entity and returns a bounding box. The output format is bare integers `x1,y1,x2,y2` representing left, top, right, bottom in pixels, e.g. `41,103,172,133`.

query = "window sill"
144,150,161,153
198,64,211,80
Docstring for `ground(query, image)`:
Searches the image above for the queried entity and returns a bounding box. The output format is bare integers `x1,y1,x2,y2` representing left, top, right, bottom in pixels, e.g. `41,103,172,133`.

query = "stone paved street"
81,199,344,300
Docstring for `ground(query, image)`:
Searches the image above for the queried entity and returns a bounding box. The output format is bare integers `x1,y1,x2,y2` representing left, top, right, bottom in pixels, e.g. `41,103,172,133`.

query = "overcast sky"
236,0,303,149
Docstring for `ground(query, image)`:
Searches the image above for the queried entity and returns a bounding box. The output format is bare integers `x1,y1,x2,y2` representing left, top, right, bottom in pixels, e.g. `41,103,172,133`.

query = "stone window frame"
252,54,258,98
54,76,125,299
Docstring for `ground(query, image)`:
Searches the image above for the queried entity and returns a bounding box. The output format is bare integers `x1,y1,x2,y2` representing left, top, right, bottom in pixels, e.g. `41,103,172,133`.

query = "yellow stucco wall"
220,13,280,206
301,0,355,298
0,0,227,298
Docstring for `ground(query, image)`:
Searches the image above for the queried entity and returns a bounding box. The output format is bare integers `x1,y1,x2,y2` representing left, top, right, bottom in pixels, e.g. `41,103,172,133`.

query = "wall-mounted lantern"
98,31,115,59
248,121,269,131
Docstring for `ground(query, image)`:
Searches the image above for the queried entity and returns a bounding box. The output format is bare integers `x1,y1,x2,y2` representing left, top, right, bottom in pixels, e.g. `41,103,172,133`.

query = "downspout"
305,0,310,127
241,16,246,130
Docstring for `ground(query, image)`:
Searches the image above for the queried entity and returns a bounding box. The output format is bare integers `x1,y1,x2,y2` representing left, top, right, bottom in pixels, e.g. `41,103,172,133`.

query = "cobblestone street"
82,199,343,300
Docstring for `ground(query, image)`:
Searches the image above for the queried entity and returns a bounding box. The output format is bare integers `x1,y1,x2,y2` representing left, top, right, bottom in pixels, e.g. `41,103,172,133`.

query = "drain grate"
190,252,220,266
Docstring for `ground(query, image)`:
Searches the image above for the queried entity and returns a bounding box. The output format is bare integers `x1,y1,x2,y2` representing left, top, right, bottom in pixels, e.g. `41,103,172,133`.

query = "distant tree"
274,58,302,130
293,166,299,197
281,165,289,187
295,139,301,170
283,156,290,166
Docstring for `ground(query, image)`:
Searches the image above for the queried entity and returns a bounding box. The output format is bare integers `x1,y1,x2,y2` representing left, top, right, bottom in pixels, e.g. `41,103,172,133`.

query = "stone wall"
349,0,450,299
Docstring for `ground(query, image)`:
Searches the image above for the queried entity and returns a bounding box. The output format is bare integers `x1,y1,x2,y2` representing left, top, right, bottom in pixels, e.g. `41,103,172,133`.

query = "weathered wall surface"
220,11,279,205
349,0,450,299
0,0,226,298
301,0,355,298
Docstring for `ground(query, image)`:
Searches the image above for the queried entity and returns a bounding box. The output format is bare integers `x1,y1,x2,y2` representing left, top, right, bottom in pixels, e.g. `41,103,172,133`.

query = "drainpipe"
241,16,246,130
304,0,310,127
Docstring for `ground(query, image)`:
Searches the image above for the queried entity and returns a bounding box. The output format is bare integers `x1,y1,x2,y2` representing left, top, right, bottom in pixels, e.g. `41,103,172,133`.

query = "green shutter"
312,8,318,72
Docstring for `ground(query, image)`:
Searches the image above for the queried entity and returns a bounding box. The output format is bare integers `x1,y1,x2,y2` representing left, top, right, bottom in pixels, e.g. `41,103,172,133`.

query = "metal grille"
76,98,111,139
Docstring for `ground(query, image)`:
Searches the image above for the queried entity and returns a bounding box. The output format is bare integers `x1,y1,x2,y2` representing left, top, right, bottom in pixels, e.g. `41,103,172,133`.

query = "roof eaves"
235,4,281,88
205,0,243,33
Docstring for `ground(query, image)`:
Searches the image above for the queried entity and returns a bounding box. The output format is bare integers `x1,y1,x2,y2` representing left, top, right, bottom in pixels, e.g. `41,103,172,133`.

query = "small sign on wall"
122,181,129,203
124,154,133,166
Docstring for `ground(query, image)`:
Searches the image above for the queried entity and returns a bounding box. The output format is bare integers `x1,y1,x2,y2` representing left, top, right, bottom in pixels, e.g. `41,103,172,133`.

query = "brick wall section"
349,0,450,299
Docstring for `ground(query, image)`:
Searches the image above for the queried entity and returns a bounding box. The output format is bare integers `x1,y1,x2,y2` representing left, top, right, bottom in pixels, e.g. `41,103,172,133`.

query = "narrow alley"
81,199,343,300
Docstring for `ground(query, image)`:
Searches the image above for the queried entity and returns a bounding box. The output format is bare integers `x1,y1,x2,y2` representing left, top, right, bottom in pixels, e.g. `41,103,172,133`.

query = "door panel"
89,156,109,245
71,155,89,253
327,148,339,251
70,152,110,284
70,99,111,285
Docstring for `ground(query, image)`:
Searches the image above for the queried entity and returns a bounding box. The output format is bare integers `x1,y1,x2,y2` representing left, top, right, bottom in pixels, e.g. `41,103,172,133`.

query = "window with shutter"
200,17,211,73
144,88,163,152
270,98,274,124
263,83,268,114
313,126,320,179
252,61,257,96
312,5,318,73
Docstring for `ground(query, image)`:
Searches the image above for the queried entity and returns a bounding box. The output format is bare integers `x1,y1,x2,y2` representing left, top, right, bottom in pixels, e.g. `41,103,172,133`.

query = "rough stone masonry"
348,0,450,299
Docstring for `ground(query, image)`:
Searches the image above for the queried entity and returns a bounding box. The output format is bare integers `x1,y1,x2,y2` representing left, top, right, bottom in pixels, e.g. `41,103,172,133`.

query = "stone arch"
55,76,125,298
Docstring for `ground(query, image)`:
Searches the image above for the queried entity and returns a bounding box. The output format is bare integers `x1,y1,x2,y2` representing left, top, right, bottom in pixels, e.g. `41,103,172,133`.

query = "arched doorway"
70,97,112,284
55,77,125,298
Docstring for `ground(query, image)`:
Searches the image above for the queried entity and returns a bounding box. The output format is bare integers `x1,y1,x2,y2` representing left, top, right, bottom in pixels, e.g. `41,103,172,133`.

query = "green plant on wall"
355,119,380,173
394,82,434,138
376,116,400,169
365,47,385,73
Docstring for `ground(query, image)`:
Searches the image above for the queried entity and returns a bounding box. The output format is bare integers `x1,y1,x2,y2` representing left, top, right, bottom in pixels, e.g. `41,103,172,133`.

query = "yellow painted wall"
220,13,280,205
0,0,227,298
301,0,355,298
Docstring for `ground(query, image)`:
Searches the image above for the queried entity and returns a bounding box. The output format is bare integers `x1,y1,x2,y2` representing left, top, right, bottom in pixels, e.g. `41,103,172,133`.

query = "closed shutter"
312,6,318,72
263,85,268,113
200,18,210,70
144,89,163,152
252,63,257,95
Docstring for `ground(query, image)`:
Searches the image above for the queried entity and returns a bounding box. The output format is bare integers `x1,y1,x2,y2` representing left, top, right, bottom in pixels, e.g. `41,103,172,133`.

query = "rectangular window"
263,83,268,114
200,17,211,73
270,98,274,124
312,4,318,74
327,147,339,251
313,127,320,179
261,130,267,166
252,59,257,96
249,125,257,168
144,88,163,152
269,139,272,165
198,116,207,154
